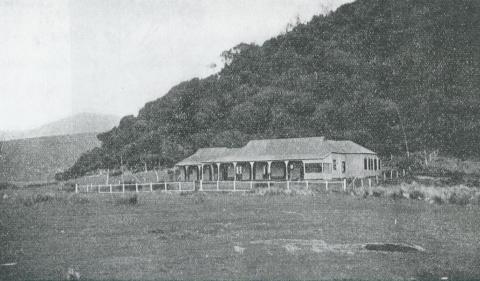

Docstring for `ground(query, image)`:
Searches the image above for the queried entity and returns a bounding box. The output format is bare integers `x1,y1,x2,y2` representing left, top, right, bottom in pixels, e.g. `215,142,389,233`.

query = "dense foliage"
59,0,480,179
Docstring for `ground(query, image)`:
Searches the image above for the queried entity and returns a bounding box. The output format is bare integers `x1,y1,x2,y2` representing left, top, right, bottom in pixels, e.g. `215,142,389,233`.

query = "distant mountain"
0,133,101,183
1,113,120,140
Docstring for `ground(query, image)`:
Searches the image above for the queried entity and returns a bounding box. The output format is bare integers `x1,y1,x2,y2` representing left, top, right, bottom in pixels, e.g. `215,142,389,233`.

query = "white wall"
303,153,381,180
343,153,381,178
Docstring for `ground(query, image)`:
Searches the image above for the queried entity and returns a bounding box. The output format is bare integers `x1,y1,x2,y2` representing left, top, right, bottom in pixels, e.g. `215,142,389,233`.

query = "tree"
59,0,480,179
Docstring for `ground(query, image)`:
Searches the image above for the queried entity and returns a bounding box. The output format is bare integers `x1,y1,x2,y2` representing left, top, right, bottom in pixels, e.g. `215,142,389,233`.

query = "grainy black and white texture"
1,0,480,280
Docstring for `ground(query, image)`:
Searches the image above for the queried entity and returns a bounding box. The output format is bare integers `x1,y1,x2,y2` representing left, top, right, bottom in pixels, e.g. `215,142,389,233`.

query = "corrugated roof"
175,137,376,165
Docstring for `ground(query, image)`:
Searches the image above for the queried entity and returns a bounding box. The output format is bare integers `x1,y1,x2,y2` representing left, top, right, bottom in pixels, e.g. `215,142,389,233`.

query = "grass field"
1,186,480,280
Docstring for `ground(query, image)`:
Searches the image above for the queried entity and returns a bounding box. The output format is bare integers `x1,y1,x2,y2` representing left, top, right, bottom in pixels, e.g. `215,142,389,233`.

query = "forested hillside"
59,0,480,180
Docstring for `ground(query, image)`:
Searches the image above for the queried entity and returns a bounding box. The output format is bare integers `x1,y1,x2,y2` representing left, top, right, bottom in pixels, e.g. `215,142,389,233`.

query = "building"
175,137,381,182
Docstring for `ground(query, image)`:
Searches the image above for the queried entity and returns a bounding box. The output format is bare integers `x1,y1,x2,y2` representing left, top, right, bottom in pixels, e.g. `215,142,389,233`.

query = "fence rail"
75,179,347,194
76,182,196,194
75,169,406,195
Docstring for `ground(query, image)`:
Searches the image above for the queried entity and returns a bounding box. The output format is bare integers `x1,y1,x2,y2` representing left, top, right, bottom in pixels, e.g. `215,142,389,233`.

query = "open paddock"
1,186,480,280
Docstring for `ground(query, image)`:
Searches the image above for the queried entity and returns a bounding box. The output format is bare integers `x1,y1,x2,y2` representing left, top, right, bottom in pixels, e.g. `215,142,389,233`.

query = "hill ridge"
1,112,120,141
60,0,480,179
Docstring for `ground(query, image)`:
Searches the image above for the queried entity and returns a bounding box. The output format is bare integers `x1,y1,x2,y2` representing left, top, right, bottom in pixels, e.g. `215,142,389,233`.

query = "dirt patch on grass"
249,239,360,255
364,243,425,253
248,239,425,255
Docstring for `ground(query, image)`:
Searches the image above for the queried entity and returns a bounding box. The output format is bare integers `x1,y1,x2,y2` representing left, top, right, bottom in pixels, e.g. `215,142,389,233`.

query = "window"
333,159,337,171
305,163,322,173
374,159,378,170
369,158,373,170
342,161,346,173
364,158,368,170
378,159,381,170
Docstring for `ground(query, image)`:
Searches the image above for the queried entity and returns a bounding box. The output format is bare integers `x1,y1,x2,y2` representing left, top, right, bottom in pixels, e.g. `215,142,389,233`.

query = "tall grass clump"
256,186,312,196
0,182,18,190
115,194,138,206
190,192,207,204
21,193,59,207
354,181,480,206
67,194,89,204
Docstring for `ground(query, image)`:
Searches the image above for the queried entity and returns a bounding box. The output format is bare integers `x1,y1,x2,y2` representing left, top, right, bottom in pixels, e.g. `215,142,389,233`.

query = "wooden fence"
75,182,195,194
74,170,405,194
75,179,347,194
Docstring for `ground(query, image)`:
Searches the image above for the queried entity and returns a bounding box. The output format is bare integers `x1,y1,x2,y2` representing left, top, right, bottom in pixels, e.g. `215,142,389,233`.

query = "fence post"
376,175,378,184
75,184,78,193
383,172,386,181
390,170,393,180
268,181,271,190
150,183,153,192
90,184,93,192
306,181,309,190
233,180,236,192
164,182,167,191
135,183,138,192
396,170,399,178
403,169,406,177
200,180,203,191
121,184,124,193
86,185,89,193
287,181,290,191
216,180,219,191
368,178,372,188
361,178,364,188
178,182,181,191
109,184,112,193
343,179,347,192
325,180,329,191
250,181,253,190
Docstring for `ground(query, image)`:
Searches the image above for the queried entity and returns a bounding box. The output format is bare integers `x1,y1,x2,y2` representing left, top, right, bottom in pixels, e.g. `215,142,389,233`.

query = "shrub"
372,191,383,197
0,182,18,190
409,190,425,200
471,192,480,205
386,189,404,200
62,184,76,193
22,193,57,207
448,192,470,206
430,195,444,205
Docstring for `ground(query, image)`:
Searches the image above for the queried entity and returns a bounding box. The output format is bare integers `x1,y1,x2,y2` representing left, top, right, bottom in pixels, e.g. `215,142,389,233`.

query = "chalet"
175,137,381,182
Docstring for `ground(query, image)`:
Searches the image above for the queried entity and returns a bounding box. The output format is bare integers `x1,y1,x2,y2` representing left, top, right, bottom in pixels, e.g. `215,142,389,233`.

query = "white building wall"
343,153,381,178
302,153,381,180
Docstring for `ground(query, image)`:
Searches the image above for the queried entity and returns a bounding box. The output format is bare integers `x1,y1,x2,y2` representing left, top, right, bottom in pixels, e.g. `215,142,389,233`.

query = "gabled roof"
175,137,376,166
175,147,233,166
215,137,375,162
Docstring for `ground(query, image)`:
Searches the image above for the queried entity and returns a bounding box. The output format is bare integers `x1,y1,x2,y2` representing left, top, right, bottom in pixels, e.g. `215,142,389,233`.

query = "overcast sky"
0,0,351,131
